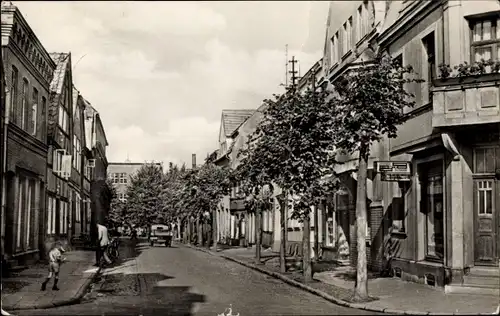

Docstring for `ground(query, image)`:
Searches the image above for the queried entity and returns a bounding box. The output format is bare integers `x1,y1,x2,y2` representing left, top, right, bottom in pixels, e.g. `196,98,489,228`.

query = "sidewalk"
1,250,100,311
183,243,499,315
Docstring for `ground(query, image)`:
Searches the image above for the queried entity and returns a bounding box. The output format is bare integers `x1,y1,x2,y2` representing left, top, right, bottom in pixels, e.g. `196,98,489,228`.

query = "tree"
124,163,166,228
237,85,340,282
332,55,423,300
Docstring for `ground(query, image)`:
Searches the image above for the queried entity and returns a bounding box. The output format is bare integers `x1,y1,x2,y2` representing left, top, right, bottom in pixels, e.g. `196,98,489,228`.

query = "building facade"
1,3,55,264
213,109,255,246
377,0,500,294
108,161,163,203
46,52,74,250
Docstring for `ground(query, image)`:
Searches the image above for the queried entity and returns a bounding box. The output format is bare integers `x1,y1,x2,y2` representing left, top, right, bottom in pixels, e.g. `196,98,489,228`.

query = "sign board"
374,161,412,182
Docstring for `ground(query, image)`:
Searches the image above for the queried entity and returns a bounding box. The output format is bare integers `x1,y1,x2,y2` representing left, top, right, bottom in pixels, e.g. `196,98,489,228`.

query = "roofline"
109,162,163,166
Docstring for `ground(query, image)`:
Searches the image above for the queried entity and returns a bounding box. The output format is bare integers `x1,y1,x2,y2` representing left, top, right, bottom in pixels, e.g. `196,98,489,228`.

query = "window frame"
31,87,38,136
10,66,19,122
469,17,500,63
21,78,29,130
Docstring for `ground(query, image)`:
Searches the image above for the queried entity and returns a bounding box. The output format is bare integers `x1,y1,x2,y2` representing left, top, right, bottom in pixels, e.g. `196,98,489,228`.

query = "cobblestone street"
12,239,379,315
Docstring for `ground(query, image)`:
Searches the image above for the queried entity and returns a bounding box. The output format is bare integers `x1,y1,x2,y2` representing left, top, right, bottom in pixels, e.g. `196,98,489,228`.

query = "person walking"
41,242,66,291
95,222,111,267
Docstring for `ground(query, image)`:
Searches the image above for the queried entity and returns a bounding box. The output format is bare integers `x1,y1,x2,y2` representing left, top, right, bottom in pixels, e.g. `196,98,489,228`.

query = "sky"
14,1,329,167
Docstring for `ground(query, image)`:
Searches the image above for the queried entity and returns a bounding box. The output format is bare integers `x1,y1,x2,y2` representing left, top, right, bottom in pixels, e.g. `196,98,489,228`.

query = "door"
474,178,498,265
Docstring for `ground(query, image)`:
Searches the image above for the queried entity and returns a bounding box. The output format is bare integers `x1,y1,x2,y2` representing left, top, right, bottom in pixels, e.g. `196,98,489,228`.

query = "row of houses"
0,3,111,268
209,0,500,295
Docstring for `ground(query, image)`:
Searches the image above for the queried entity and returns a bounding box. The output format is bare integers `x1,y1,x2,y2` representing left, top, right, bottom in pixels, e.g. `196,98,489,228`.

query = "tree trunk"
354,145,369,301
314,205,319,261
255,207,262,264
280,194,287,273
187,218,192,245
212,209,218,252
196,217,202,246
303,214,312,283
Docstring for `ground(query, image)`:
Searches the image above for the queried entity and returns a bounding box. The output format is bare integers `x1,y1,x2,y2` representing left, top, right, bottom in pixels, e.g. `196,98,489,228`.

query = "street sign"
375,161,412,182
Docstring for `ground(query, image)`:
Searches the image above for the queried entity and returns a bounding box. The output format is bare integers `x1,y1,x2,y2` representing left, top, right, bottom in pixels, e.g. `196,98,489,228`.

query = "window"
356,2,369,42
330,36,337,65
326,205,336,247
53,149,63,172
31,88,38,136
346,17,352,52
58,105,69,133
10,66,18,122
335,32,340,64
59,201,68,234
477,180,494,215
474,147,498,174
120,173,127,184
21,78,28,130
393,54,403,79
15,176,36,251
41,97,47,139
471,18,500,62
73,136,81,173
47,197,56,234
420,161,444,261
75,194,81,223
342,23,348,56
422,32,436,102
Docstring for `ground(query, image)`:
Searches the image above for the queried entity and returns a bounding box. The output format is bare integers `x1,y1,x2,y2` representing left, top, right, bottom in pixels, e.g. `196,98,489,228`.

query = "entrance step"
445,284,499,296
445,266,499,296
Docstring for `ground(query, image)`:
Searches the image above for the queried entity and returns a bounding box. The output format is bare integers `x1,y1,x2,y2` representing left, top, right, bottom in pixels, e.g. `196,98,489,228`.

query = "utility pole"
288,56,299,90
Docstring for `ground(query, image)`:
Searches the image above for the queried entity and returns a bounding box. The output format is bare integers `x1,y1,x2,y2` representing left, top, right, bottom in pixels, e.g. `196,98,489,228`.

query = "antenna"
279,44,289,89
288,56,299,90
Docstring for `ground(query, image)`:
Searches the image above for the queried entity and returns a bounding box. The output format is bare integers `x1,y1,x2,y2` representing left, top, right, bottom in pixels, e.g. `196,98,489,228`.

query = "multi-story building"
213,109,255,246
83,102,110,243
108,161,163,202
0,44,6,258
46,52,74,250
377,0,500,294
1,3,56,264
321,0,390,270
70,85,87,238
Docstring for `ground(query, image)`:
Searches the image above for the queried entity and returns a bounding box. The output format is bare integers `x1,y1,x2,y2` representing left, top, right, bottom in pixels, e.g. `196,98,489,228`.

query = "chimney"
192,154,196,169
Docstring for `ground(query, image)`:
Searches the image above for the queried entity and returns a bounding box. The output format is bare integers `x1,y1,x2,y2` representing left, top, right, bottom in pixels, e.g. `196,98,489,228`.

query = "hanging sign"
374,161,412,182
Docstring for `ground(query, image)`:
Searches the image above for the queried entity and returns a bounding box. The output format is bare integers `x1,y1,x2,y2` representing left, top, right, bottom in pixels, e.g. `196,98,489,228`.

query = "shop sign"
375,161,412,182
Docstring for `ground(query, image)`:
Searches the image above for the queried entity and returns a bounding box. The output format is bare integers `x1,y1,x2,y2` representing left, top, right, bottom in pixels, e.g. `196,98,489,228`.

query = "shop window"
420,161,444,261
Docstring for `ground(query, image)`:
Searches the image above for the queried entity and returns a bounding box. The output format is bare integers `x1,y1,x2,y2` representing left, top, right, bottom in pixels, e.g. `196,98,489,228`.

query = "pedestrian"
95,222,112,267
41,241,66,291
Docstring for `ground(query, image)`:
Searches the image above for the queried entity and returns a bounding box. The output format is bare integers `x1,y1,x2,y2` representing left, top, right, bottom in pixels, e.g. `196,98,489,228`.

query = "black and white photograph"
0,1,499,315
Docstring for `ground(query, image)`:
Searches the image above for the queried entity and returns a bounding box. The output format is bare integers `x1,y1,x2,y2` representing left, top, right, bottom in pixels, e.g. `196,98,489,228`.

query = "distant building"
108,161,163,201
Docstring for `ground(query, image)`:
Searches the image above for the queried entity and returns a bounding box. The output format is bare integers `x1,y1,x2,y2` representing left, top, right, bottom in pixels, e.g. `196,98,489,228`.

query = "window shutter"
404,39,423,107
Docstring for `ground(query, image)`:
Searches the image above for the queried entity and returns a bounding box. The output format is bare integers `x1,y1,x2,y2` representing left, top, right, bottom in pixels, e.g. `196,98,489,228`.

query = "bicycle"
106,237,120,263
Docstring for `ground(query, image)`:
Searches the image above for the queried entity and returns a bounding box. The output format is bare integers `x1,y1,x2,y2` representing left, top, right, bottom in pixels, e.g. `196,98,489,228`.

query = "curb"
5,266,101,311
182,243,498,316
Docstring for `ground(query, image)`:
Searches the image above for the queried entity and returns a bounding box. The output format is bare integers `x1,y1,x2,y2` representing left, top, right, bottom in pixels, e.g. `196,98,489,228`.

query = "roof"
222,109,255,137
49,53,70,94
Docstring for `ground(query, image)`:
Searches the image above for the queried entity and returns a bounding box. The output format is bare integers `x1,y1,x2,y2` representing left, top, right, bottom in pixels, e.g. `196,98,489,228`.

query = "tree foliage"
332,55,424,157
236,85,341,219
124,163,166,227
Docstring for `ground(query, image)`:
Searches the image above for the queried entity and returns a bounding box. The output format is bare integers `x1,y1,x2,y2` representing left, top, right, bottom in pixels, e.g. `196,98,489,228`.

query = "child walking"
41,242,66,291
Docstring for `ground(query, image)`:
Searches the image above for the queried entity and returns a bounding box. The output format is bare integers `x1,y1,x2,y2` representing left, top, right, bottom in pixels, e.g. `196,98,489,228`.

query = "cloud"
13,1,328,167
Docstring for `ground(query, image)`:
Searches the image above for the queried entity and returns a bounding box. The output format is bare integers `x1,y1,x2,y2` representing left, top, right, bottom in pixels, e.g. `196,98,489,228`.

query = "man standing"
95,223,111,266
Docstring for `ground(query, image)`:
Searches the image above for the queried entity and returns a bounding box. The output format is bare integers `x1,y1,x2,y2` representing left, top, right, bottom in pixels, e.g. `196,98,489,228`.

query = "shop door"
474,178,498,265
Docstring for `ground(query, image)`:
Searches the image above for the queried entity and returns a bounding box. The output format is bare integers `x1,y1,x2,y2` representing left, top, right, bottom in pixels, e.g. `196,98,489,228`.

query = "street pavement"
14,239,380,316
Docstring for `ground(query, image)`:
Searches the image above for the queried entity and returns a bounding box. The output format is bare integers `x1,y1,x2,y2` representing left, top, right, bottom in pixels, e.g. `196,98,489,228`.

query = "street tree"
124,163,166,229
332,55,423,300
237,85,340,282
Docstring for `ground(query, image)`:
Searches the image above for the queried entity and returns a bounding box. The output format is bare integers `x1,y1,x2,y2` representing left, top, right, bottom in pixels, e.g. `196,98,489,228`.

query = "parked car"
149,224,173,247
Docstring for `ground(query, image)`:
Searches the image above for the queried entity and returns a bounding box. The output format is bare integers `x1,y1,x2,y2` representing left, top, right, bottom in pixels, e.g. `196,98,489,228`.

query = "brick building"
1,3,56,264
108,161,163,202
0,46,6,258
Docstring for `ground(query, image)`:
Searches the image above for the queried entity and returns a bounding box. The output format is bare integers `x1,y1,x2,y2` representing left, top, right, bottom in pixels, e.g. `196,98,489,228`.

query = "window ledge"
391,231,408,238
341,50,353,62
